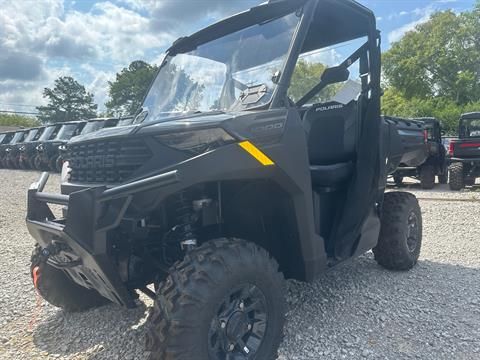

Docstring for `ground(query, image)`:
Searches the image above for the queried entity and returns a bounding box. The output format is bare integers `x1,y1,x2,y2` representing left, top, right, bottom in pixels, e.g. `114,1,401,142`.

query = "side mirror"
321,65,350,85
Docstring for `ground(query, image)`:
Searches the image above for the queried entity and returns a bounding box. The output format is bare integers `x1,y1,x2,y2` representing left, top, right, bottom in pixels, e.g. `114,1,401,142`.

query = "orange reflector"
32,266,40,289
238,141,275,166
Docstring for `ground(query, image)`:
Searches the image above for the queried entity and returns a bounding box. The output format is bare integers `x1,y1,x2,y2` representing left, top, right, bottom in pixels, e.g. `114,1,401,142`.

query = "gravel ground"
0,170,479,359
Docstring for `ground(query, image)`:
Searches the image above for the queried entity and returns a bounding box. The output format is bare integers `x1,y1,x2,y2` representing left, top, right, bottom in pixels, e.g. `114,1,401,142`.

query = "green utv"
26,1,423,359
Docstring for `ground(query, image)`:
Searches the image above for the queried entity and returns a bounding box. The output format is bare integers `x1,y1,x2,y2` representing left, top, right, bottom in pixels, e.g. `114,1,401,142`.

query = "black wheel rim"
406,211,419,252
208,284,268,360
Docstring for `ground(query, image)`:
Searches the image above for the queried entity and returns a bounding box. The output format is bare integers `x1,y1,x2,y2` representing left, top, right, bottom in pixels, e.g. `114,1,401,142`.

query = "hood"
68,113,234,145
69,124,138,144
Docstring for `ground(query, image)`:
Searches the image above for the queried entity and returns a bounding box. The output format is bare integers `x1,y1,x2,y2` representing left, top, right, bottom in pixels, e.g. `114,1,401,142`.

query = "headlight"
58,144,67,151
156,128,235,155
5,147,11,153
19,145,26,152
36,144,44,152
61,161,71,183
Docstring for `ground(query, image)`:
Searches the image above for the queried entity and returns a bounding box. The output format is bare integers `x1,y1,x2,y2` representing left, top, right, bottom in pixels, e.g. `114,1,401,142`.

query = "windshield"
56,124,81,140
0,134,5,143
81,121,105,135
11,132,25,144
461,118,480,138
142,11,301,123
24,129,39,142
117,118,133,126
39,126,58,141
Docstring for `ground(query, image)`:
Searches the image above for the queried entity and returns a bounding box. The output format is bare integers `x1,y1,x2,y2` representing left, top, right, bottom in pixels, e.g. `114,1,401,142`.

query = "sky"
0,0,476,114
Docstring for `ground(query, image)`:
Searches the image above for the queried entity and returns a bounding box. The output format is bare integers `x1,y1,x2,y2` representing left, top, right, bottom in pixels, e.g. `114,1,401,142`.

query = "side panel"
124,109,328,281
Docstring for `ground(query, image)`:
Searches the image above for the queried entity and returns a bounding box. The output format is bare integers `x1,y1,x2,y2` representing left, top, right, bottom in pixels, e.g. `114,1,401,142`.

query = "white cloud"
0,0,261,113
388,6,435,44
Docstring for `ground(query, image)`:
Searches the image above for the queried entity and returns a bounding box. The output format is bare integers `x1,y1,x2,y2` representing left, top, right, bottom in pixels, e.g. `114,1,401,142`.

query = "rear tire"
31,245,110,312
419,164,435,189
146,238,285,360
449,162,465,191
374,192,422,271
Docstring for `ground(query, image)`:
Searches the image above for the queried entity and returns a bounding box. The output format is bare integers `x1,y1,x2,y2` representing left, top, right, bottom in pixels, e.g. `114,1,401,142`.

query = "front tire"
31,245,110,312
419,164,435,189
146,238,285,360
374,192,422,271
33,155,43,170
449,162,465,190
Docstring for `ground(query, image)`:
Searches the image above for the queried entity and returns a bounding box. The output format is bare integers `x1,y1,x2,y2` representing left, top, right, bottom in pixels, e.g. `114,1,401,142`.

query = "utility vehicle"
0,131,15,168
1,130,26,168
29,123,62,170
26,1,423,359
35,121,86,172
9,127,46,169
393,117,447,188
448,112,480,190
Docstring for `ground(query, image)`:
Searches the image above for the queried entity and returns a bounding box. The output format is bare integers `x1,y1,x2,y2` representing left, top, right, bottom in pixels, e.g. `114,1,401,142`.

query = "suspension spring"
173,191,197,250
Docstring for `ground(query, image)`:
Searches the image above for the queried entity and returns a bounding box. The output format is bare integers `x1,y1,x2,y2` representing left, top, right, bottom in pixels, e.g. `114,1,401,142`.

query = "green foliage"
382,4,480,135
0,114,40,128
288,60,340,103
105,60,159,116
383,7,480,104
36,76,98,124
382,88,480,135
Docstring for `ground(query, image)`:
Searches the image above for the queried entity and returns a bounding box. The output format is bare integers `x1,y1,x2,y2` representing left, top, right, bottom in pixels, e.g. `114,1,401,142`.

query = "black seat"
303,101,358,187
310,162,354,187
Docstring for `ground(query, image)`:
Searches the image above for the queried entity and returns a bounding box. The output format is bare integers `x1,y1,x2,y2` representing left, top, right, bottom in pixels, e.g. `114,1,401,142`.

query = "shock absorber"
173,191,197,250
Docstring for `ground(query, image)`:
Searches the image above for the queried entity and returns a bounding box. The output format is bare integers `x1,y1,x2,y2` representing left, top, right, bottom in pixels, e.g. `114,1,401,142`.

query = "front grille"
67,138,151,184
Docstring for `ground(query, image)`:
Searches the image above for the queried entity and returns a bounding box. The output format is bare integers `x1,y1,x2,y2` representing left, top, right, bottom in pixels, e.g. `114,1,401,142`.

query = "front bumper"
26,171,179,307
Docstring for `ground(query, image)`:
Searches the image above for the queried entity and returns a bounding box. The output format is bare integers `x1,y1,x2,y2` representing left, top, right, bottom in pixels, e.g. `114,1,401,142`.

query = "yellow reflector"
238,141,275,166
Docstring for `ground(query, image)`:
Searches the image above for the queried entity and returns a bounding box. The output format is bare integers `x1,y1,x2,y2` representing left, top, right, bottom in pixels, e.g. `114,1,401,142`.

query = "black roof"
303,0,375,53
57,120,87,126
413,117,440,126
168,0,375,59
461,112,480,120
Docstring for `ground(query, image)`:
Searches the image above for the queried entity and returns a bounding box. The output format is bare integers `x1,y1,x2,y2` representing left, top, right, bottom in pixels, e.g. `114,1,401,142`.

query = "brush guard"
26,171,179,307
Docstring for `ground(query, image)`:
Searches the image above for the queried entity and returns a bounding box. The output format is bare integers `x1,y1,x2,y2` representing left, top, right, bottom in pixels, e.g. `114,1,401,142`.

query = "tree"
383,6,480,104
105,60,158,116
381,88,480,135
36,76,97,123
288,60,341,103
0,114,40,128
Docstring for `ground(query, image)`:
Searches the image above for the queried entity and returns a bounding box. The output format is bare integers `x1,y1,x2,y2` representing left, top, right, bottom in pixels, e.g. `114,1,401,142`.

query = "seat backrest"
303,100,358,165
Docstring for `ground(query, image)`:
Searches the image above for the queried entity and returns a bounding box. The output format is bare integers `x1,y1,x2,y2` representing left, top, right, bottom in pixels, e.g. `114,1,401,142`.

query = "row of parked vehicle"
0,112,478,192
0,116,133,172
390,112,480,191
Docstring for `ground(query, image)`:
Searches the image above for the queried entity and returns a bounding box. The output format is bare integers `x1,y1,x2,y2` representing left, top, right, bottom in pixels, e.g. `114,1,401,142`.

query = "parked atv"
21,124,63,170
1,130,27,168
393,117,448,188
35,121,86,172
10,127,45,169
448,112,480,190
26,1,423,359
0,131,16,168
